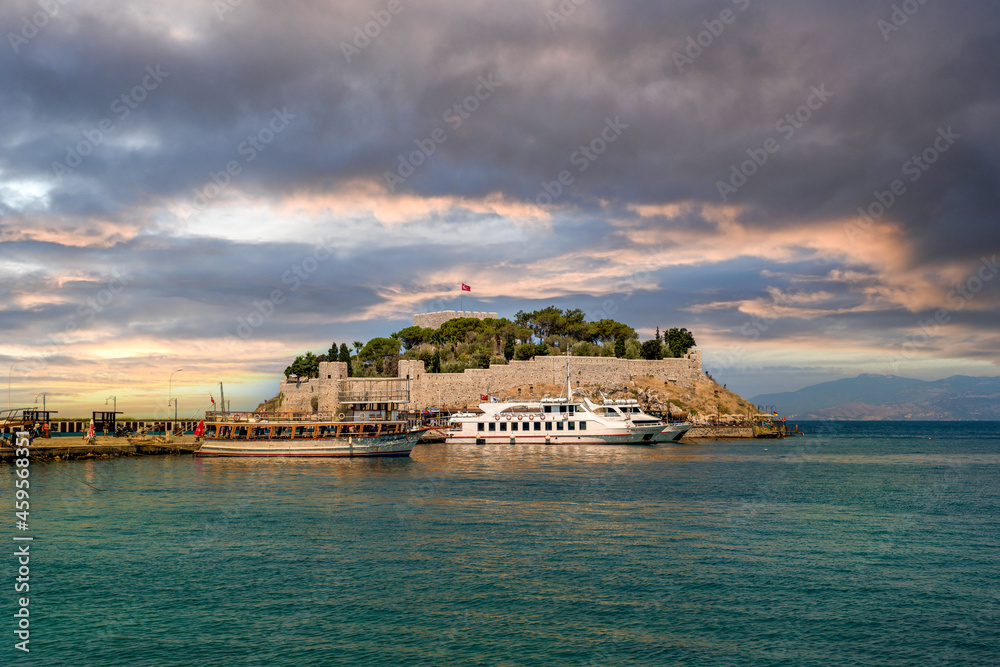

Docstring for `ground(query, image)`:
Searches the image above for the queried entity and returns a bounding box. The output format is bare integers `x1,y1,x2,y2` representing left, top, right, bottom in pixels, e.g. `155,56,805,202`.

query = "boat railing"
204,410,406,424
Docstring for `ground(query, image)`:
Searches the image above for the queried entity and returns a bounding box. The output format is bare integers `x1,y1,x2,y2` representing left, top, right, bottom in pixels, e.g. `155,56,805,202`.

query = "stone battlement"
277,350,704,412
413,310,499,330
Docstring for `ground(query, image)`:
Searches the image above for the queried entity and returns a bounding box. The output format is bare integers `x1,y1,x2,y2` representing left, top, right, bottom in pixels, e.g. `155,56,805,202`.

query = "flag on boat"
490,396,499,403
194,420,205,437
210,394,215,405
461,283,471,292
480,394,488,401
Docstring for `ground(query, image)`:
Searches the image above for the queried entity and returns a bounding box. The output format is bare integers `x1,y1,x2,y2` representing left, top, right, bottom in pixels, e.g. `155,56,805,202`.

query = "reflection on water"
5,422,999,666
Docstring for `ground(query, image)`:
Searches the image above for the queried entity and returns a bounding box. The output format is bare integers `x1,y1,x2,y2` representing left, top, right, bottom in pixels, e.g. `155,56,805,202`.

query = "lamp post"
167,368,183,442
8,360,24,413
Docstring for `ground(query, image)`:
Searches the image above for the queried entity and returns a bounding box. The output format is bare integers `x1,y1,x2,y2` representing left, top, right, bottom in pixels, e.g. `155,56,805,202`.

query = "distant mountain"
751,374,1000,420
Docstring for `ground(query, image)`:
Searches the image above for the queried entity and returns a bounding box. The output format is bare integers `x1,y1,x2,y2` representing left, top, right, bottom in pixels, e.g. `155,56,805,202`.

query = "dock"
1,435,199,462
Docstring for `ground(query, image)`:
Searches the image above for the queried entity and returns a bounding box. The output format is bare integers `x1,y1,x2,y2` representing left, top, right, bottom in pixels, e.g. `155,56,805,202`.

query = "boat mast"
219,382,226,415
565,349,572,400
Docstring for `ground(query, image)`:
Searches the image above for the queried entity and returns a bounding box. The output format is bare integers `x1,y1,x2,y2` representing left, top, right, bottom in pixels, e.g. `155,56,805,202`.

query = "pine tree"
339,343,352,376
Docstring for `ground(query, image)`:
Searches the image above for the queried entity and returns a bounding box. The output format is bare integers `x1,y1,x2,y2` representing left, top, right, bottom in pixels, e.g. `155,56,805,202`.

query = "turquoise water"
4,421,999,665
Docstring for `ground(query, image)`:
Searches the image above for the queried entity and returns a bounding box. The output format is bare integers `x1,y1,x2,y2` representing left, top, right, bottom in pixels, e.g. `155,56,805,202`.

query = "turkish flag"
480,394,488,401
195,420,205,437
210,394,215,405
462,283,471,291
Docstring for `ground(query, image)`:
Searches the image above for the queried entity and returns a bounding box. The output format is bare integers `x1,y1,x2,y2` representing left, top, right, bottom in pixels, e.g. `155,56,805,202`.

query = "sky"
2,0,999,417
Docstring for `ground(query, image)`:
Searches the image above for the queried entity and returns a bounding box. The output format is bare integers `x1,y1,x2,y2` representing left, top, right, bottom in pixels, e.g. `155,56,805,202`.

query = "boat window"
499,422,507,431
477,423,484,432
545,422,552,431
543,405,551,413
556,422,564,431
510,422,517,431
568,405,575,414
579,421,586,430
489,422,495,431
567,421,575,430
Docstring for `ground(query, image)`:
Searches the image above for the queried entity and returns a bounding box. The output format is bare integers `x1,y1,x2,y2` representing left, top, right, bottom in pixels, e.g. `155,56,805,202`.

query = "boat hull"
656,423,693,442
196,430,422,457
445,423,666,446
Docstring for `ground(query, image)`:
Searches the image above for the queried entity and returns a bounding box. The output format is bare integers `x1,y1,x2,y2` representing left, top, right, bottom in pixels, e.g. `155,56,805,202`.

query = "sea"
3,421,999,666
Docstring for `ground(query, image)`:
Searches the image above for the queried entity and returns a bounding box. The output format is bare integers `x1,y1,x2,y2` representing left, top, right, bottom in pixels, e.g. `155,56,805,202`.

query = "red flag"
195,420,205,437
462,283,471,292
210,394,215,405
480,394,488,401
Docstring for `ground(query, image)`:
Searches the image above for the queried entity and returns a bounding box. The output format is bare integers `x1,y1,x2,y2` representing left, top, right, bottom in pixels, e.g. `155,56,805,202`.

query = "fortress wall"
275,352,703,412
412,311,499,330
400,350,703,409
276,361,348,412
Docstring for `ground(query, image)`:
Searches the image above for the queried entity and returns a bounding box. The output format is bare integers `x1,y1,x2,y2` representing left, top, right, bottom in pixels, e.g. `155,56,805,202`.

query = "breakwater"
687,426,755,438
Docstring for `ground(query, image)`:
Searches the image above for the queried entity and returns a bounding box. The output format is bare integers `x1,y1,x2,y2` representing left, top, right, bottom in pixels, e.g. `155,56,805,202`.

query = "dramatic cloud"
1,0,998,412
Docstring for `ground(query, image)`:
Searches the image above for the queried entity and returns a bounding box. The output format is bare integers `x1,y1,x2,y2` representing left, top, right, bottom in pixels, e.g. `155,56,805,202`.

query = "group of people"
1,421,48,445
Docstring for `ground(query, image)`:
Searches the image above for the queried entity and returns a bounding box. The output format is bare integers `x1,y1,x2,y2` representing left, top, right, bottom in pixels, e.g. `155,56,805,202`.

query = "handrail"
203,411,407,424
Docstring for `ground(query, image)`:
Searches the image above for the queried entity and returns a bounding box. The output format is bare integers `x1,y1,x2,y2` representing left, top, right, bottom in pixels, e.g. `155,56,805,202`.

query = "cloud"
2,0,999,408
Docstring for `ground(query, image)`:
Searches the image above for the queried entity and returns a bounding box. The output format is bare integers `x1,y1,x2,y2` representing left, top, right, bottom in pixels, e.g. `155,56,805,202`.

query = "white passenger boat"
592,399,693,442
196,411,424,457
445,390,682,446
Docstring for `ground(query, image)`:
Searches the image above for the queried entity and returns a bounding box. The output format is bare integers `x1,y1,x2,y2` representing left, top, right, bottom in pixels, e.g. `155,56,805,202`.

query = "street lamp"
167,368,183,441
8,360,24,413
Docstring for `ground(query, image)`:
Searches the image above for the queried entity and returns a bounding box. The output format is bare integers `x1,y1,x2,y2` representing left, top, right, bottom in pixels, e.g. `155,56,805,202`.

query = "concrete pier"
1,435,199,462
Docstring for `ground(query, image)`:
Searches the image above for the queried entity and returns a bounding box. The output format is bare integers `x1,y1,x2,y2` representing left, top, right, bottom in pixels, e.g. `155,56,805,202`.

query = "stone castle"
412,310,499,329
273,310,705,412
277,350,704,413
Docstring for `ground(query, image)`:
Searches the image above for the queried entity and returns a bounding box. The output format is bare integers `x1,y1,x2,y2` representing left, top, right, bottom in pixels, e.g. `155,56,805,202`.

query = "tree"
624,340,641,359
589,318,636,344
353,341,364,360
327,341,339,360
360,337,402,375
430,349,441,373
640,338,663,360
513,343,535,361
339,343,352,376
503,334,515,361
665,327,696,358
392,326,434,350
285,351,320,378
473,347,491,369
571,341,601,356
614,336,626,358
438,317,486,343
